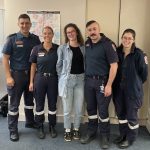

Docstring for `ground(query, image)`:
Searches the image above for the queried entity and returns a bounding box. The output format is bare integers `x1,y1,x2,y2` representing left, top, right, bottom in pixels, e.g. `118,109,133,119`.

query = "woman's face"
121,32,135,49
66,27,77,42
43,28,53,43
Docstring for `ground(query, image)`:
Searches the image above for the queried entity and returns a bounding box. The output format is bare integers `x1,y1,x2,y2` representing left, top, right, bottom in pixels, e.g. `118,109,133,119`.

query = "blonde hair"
43,26,54,34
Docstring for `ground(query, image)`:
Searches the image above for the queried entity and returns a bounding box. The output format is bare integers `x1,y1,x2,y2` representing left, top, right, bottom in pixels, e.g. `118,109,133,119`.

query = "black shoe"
49,126,57,138
10,131,19,142
64,131,72,142
113,135,126,144
101,135,109,149
73,130,80,140
118,140,132,149
80,133,96,144
38,125,45,139
25,122,38,129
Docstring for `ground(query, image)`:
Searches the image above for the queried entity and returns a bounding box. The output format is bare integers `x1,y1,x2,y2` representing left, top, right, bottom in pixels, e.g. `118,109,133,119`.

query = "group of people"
2,13,148,149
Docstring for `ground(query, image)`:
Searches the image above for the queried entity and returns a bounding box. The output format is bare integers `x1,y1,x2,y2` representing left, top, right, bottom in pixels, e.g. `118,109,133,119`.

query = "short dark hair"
122,28,136,40
64,23,84,46
86,20,97,28
18,14,31,21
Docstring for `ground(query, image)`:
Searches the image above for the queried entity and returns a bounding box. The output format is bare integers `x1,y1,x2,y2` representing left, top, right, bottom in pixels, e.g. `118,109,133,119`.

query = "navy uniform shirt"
29,43,58,75
113,46,148,100
85,33,118,76
2,32,41,71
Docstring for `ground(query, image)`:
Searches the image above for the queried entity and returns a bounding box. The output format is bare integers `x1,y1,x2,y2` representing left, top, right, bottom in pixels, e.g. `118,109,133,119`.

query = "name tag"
17,45,23,47
38,53,45,57
16,40,24,48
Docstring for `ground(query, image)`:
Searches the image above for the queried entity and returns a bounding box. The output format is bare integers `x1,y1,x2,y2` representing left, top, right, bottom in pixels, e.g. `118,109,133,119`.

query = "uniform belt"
39,72,57,77
86,75,107,80
11,70,29,74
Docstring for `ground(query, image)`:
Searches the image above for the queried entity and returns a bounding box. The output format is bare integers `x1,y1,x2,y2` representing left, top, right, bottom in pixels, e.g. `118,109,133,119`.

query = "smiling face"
66,27,77,42
18,18,31,36
86,22,101,43
43,27,54,43
121,32,135,49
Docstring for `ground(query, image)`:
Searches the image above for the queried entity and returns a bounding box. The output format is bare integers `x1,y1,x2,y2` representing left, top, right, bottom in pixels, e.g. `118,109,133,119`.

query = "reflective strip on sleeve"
128,123,139,130
8,111,19,116
99,116,109,122
35,110,44,115
48,110,56,115
118,119,128,124
24,105,34,109
88,115,98,119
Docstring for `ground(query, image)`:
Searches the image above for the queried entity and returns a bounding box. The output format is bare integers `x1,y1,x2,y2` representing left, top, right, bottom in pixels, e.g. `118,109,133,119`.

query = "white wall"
0,0,4,9
2,0,150,125
4,0,86,42
119,0,150,124
87,0,150,125
3,0,86,122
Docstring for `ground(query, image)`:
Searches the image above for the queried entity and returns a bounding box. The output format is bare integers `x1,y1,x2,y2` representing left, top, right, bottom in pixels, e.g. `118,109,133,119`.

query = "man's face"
18,18,31,35
86,22,100,42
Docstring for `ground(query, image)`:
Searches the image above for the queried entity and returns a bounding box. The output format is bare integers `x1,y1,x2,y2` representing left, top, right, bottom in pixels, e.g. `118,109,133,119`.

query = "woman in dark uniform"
29,26,58,139
113,29,148,148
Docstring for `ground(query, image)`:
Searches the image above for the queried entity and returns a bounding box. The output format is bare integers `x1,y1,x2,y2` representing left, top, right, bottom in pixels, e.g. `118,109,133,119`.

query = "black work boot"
80,133,96,144
49,126,57,138
101,135,109,149
37,125,45,139
25,122,38,129
118,140,132,149
113,135,126,144
10,131,19,142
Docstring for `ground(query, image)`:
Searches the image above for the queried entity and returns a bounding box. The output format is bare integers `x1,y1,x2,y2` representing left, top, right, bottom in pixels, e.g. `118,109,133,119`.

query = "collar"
16,32,32,39
119,44,135,54
39,42,55,51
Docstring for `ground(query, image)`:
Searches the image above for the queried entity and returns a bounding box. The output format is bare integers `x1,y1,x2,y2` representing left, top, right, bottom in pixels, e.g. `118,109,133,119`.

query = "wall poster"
27,11,60,44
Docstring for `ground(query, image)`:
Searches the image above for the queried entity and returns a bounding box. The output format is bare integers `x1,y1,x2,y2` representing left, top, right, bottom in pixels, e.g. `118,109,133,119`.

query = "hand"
6,76,15,87
104,84,112,97
29,83,34,91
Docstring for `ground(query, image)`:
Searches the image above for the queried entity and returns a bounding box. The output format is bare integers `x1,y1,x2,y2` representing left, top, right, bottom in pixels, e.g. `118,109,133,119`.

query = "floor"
0,116,150,150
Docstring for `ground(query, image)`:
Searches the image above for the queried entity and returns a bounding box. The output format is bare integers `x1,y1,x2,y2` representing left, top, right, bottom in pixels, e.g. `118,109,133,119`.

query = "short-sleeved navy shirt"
29,43,58,75
2,32,41,71
85,33,118,76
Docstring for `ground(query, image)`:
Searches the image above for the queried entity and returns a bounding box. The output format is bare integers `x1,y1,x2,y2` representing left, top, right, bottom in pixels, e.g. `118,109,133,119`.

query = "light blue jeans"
62,73,84,129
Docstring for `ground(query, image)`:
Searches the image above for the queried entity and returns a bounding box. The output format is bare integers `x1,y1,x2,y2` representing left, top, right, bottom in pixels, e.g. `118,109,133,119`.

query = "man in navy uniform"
2,14,41,141
80,20,118,149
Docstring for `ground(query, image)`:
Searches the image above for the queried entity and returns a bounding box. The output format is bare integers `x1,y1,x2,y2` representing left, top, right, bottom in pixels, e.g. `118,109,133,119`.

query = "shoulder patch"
144,56,148,64
112,44,116,51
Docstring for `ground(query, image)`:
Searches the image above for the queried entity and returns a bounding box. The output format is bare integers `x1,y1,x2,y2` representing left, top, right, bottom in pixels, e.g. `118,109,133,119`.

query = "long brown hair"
64,23,84,46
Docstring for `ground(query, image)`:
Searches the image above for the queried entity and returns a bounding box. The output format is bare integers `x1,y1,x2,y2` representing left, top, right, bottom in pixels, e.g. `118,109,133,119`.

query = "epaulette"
30,33,38,38
8,33,16,37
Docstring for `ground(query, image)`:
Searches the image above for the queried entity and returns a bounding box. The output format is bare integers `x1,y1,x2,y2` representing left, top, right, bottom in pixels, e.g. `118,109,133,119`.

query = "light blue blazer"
56,43,85,98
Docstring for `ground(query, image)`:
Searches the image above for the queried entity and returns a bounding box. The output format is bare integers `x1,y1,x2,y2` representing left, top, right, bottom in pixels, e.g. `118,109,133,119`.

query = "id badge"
100,83,104,93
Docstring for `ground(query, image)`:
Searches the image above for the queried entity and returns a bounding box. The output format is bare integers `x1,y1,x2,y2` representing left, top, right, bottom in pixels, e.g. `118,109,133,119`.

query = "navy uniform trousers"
34,73,58,128
8,71,34,132
85,76,111,137
113,84,141,143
